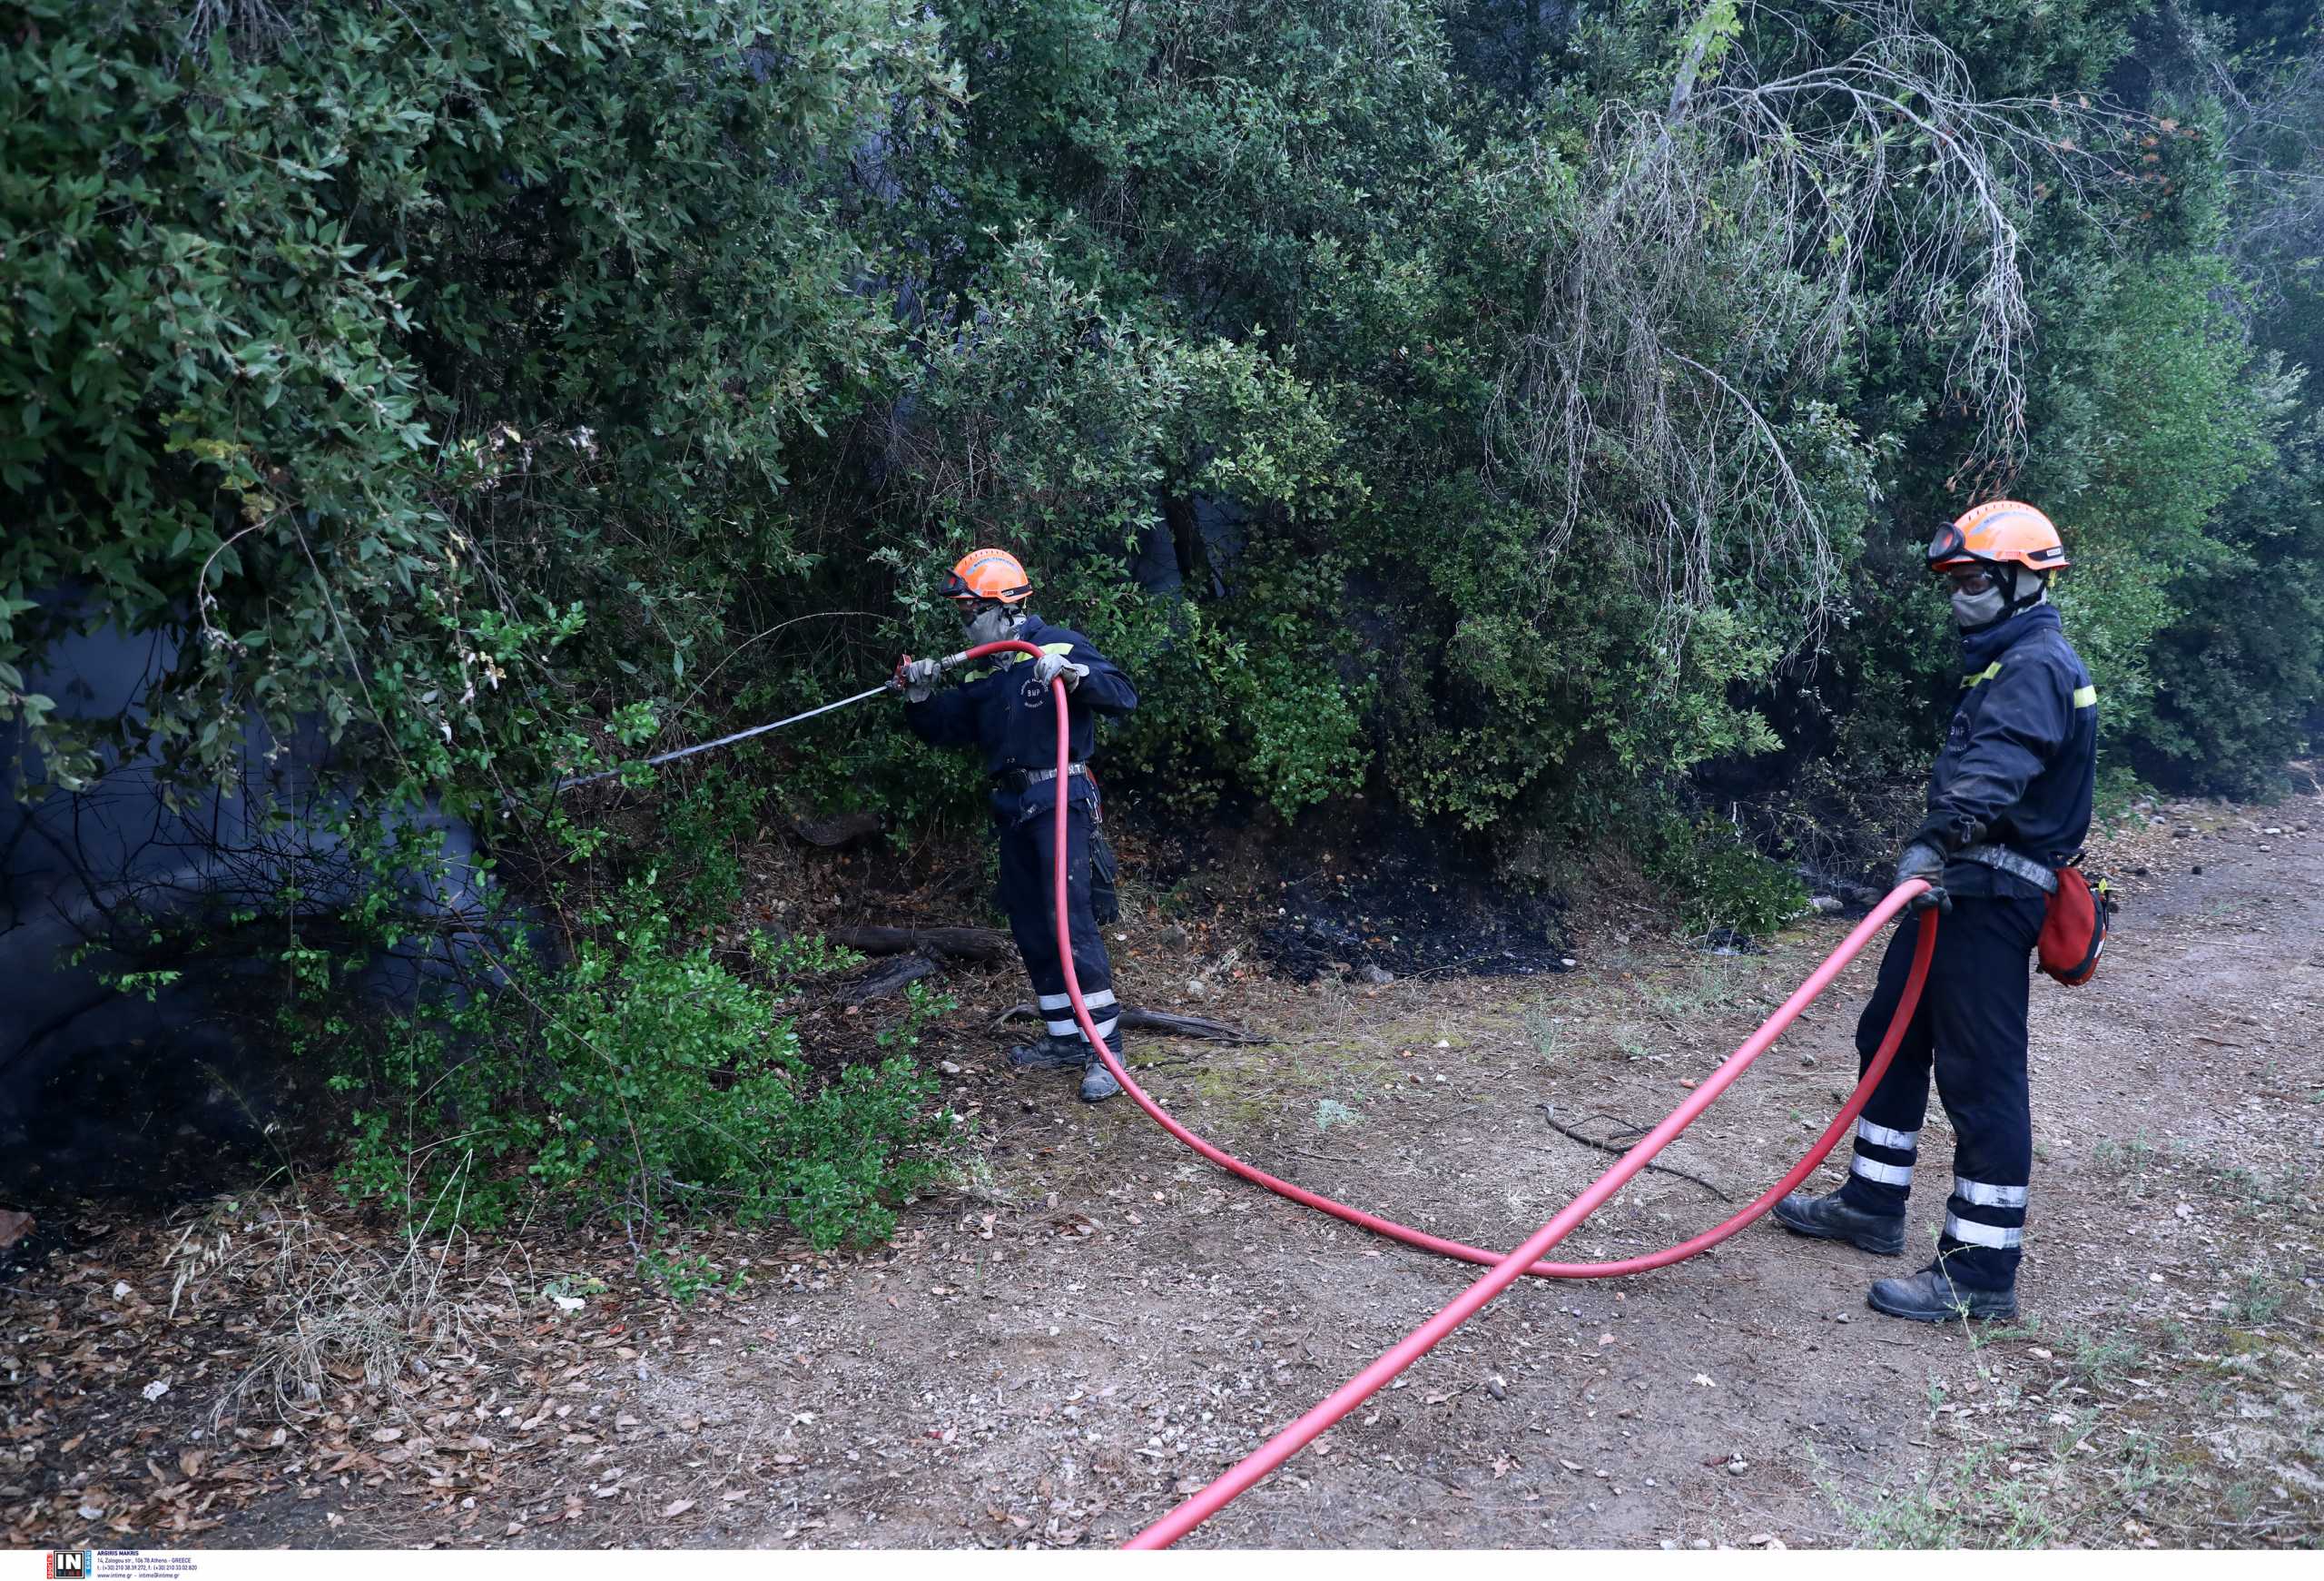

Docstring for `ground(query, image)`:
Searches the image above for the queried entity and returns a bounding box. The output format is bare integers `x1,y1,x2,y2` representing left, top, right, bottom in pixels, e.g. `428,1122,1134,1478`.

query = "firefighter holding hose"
895,550,1138,1103
1775,501,2098,1322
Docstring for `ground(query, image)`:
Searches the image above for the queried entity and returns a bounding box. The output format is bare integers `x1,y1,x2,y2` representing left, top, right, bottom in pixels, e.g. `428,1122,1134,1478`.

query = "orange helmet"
1926,500,2069,574
941,548,1033,605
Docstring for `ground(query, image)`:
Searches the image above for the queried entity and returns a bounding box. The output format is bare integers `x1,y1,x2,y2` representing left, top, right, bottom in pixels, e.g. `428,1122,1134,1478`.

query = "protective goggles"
1925,522,1980,568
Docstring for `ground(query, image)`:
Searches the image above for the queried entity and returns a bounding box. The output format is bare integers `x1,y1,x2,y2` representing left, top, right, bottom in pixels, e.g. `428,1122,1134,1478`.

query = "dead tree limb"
990,1003,1265,1044
827,924,1011,961
1486,2,2142,657
841,954,943,1004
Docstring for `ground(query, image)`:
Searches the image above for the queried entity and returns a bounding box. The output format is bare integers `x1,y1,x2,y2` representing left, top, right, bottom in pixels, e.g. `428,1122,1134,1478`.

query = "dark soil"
1256,845,1572,981
1114,792,1575,982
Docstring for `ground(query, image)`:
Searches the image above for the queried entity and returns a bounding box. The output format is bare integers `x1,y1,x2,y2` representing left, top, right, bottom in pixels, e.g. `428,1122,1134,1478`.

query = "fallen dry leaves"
1,1187,826,1549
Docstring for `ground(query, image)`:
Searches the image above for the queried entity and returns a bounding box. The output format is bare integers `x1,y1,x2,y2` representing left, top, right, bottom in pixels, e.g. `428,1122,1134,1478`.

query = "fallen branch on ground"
826,924,1011,961
990,1003,1265,1044
1539,1105,1733,1201
841,953,943,1004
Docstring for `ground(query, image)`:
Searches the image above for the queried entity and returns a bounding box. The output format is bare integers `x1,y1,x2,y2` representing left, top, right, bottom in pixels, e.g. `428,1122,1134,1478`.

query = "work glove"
898,657,944,703
1894,840,1951,914
1032,652,1089,690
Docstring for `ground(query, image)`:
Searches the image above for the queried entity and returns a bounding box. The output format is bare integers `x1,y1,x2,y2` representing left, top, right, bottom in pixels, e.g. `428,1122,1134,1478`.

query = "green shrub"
662,768,767,923
1645,816,1810,941
2136,405,2324,797
0,0,956,805
323,892,956,1248
639,1247,748,1308
2091,765,2154,830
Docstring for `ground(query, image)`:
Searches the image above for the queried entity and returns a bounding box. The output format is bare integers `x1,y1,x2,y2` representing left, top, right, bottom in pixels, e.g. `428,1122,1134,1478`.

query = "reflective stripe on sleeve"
1851,1156,1914,1187
1955,1178,2029,1209
2073,685,2097,708
1963,661,2004,686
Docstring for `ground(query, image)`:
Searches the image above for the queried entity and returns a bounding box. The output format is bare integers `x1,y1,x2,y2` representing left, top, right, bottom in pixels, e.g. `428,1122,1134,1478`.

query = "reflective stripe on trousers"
1848,1116,1919,1190
1838,897,2045,1290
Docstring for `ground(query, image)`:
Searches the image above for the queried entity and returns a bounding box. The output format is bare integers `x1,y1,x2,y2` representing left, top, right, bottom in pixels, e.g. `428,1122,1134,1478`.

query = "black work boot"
1008,1034,1086,1071
1771,1190,1906,1256
1868,1264,2019,1323
1078,1052,1123,1104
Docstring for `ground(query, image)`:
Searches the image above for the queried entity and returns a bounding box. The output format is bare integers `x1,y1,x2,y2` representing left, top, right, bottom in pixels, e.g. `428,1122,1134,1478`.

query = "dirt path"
8,791,2319,1549
602,787,2324,1549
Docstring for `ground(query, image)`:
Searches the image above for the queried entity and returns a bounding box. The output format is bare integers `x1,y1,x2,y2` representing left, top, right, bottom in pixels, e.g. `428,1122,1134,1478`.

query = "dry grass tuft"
162,1165,501,1425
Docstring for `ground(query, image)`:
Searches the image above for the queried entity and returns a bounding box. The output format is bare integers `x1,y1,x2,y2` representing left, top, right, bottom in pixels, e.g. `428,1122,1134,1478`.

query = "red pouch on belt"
2038,864,2112,986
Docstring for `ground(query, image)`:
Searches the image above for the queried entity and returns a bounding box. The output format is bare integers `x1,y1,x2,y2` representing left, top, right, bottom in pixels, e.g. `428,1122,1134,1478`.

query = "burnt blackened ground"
1,992,320,1283
749,780,1579,986
5,1029,291,1200
1086,787,1576,983
1255,850,1571,980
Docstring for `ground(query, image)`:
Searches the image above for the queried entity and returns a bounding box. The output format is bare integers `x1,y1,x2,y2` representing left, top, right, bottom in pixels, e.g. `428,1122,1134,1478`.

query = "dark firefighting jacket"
1913,603,2099,899
902,615,1137,821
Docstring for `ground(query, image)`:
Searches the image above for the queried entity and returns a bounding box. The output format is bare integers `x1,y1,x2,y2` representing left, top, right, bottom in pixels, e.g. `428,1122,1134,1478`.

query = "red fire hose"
956,639,1935,1549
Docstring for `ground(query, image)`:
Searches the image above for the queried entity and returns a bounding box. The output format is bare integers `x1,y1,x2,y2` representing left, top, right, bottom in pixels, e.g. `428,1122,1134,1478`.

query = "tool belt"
992,762,1090,795
1954,842,2112,985
1955,842,2059,894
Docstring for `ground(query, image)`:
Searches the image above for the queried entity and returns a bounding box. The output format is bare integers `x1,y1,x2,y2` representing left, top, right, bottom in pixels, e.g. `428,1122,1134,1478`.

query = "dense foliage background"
6,0,2321,1237
8,0,2320,825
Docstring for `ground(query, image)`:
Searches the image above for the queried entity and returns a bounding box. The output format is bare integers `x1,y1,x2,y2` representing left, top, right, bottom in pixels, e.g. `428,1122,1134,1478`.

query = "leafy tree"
1,0,956,805
6,0,2324,1247
2139,397,2324,793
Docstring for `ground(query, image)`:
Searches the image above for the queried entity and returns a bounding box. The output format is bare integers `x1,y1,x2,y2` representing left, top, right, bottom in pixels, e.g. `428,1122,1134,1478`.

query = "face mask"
1950,564,2039,630
963,604,1022,647
1951,579,2007,629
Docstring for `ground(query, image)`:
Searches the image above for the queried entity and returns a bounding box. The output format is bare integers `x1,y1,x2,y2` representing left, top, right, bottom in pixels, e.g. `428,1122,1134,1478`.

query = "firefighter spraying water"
894,549,1140,1105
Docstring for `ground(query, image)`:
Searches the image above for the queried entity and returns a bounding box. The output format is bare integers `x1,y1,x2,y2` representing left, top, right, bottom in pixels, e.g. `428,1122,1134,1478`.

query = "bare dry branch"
1487,0,2141,657
2154,0,2324,309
